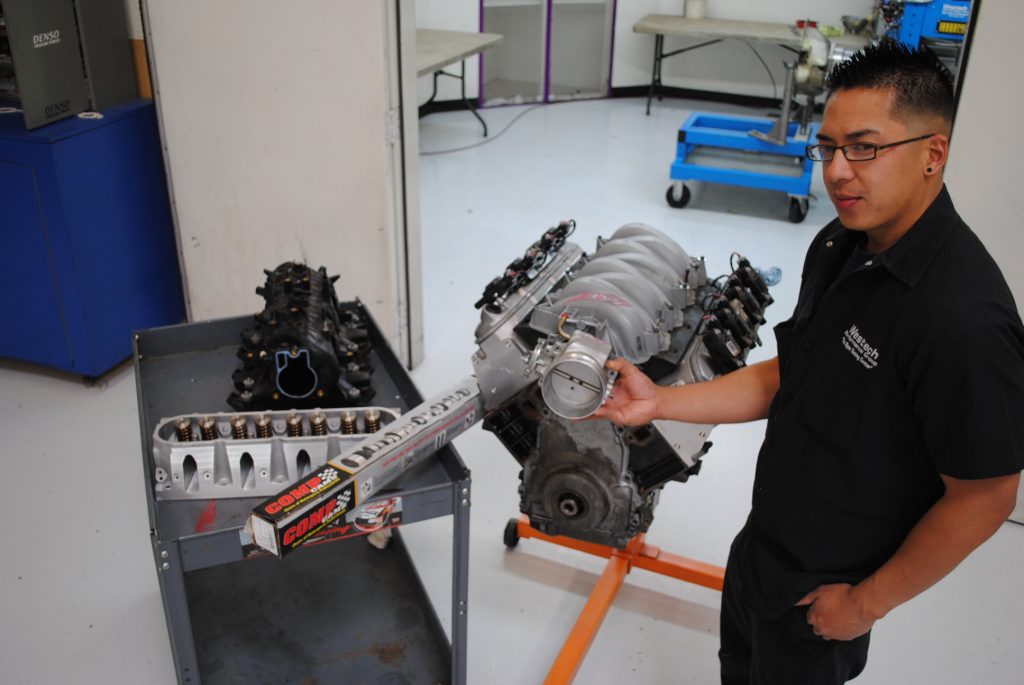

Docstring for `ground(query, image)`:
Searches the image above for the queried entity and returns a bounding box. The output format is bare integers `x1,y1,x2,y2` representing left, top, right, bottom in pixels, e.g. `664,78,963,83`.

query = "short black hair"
825,40,955,124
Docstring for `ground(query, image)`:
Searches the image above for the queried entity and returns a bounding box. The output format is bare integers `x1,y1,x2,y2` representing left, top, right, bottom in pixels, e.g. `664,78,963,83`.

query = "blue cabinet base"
670,112,819,196
1,100,185,377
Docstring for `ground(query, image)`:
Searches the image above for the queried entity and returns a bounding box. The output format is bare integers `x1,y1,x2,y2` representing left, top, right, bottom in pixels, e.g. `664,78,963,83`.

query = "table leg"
646,34,663,116
423,61,488,137
644,37,722,114
459,60,488,137
424,70,440,107
656,34,666,103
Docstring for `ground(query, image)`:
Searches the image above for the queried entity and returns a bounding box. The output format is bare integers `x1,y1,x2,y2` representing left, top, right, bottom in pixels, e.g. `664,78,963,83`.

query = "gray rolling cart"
134,305,471,684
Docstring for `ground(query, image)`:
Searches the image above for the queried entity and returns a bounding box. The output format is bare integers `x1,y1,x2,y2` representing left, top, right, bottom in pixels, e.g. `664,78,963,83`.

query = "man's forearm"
852,473,1020,620
656,357,780,425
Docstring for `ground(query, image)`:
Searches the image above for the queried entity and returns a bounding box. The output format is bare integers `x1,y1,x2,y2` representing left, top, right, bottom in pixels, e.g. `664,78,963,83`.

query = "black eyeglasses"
805,133,935,162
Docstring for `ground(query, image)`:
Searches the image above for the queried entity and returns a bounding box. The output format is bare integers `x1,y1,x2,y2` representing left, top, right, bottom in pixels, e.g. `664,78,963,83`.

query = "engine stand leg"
510,516,725,685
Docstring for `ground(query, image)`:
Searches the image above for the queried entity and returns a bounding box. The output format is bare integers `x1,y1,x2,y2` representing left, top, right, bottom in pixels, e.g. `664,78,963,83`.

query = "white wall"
614,0,874,97
130,0,461,105
943,1,1024,521
131,0,874,104
946,3,1022,304
124,0,143,39
416,0,873,102
144,0,422,363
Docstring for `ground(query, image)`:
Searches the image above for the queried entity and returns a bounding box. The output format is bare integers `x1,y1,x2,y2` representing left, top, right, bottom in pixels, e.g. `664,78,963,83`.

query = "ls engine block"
228,262,375,411
473,221,772,548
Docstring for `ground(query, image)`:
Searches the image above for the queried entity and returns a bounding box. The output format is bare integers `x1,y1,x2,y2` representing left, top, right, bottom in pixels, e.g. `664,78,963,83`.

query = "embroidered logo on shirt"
842,325,879,369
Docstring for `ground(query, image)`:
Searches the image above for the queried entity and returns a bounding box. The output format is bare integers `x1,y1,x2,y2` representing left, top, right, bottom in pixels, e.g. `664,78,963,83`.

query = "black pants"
719,539,871,685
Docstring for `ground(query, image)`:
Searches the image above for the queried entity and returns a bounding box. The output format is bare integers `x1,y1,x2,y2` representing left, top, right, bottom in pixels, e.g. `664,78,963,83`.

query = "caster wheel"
503,518,520,548
788,197,809,223
666,183,691,209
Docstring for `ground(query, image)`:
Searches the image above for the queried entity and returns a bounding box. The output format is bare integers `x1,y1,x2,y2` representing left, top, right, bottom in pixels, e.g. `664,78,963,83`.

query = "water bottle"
757,266,782,286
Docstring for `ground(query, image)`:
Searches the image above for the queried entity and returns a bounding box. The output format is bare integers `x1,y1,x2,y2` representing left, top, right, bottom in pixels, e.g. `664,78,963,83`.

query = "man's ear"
926,131,950,175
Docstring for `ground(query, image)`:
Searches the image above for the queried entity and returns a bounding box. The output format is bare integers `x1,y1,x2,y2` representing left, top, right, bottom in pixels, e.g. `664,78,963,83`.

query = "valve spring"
175,418,194,442
255,414,273,439
199,417,217,441
310,412,327,436
341,410,358,435
364,409,381,433
287,413,304,437
231,416,249,440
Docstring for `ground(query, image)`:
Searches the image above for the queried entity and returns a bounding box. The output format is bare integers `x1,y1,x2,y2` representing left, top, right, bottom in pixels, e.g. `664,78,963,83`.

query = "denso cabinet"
0,0,136,129
0,99,185,376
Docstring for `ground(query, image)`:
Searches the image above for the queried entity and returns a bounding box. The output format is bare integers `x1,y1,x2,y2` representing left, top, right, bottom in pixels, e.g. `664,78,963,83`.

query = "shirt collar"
835,185,959,288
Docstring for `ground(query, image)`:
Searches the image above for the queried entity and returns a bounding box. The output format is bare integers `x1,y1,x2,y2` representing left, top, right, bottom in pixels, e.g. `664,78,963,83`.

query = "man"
594,41,1024,684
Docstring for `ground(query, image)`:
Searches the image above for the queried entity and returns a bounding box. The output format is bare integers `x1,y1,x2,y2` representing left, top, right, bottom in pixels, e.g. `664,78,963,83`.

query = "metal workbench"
417,28,503,136
134,304,471,684
633,14,806,114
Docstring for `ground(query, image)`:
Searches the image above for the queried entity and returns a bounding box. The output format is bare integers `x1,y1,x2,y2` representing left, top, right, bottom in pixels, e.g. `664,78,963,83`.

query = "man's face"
818,87,937,246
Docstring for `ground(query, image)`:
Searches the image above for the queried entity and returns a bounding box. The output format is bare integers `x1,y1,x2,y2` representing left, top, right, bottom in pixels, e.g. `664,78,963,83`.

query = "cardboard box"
249,378,481,557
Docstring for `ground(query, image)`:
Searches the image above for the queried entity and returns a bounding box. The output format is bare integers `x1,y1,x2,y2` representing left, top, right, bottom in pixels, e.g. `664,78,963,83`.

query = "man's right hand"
592,358,662,426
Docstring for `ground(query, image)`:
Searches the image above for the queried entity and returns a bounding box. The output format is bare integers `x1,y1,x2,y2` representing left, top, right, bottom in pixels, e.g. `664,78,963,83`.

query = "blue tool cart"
0,99,185,376
666,111,820,223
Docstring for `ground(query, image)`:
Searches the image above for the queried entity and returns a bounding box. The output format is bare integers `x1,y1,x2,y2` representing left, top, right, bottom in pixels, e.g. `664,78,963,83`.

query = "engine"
473,221,772,548
228,262,375,411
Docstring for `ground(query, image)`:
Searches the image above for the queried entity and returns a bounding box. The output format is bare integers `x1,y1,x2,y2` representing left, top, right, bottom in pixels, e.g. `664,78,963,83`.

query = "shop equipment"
665,61,820,223
229,221,774,681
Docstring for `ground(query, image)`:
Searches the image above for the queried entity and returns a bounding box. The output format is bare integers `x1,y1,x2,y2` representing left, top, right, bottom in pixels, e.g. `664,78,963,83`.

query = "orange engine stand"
504,515,725,685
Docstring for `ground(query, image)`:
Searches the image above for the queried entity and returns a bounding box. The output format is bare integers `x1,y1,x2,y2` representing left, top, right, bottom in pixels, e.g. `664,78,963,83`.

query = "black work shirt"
734,186,1024,617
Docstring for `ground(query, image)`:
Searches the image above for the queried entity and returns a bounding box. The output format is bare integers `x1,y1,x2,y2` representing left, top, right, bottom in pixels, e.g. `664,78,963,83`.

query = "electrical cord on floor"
741,39,778,101
419,103,546,156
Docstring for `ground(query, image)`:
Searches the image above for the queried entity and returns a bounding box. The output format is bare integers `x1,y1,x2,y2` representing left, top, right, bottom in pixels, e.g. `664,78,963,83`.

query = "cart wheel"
788,197,809,223
665,183,691,209
503,518,520,548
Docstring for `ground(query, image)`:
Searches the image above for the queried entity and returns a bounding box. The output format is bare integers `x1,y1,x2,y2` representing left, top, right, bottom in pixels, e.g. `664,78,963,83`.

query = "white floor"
2,97,1022,684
